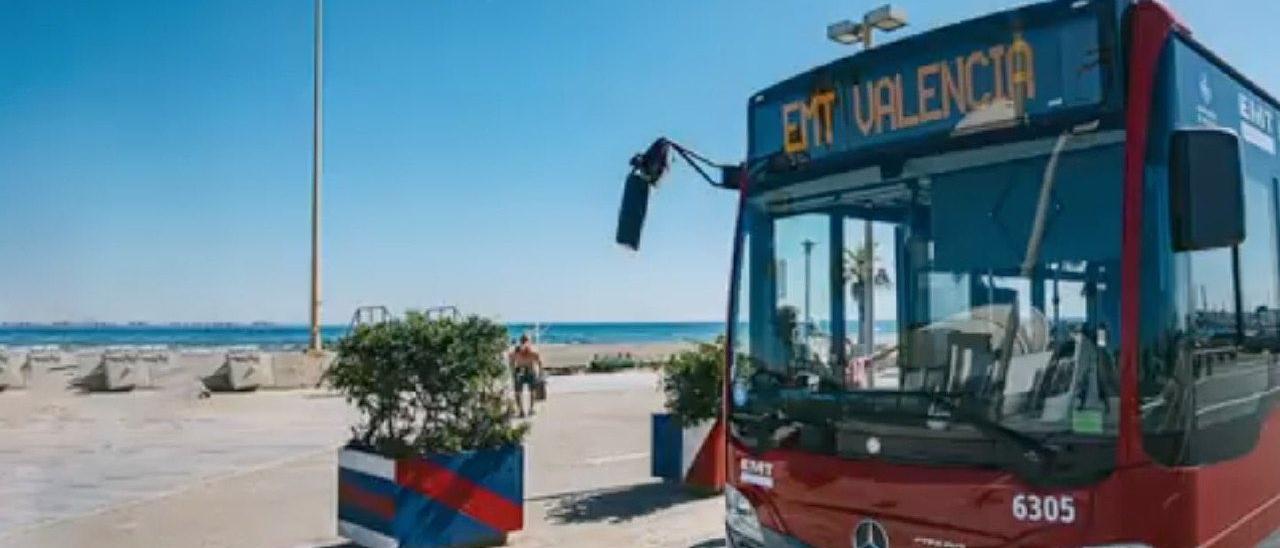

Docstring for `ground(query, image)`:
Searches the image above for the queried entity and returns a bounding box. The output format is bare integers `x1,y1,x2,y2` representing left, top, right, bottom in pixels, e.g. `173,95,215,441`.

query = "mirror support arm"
629,137,740,190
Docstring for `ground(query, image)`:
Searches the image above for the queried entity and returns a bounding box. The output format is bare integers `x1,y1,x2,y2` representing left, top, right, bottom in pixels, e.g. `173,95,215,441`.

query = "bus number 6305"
1012,494,1076,524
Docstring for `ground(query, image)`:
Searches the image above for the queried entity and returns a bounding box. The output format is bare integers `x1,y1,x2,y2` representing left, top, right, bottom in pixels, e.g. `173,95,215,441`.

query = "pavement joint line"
0,444,342,542
584,452,649,465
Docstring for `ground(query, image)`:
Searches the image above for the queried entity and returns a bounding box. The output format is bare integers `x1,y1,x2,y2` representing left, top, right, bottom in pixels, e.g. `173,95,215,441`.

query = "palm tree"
844,243,892,354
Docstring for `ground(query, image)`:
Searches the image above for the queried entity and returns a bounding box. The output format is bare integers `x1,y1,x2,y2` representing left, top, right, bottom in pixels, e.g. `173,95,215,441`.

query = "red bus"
622,0,1280,546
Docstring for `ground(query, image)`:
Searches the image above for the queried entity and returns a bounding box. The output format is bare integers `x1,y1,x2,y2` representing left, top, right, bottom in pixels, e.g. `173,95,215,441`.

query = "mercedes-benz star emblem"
853,519,890,548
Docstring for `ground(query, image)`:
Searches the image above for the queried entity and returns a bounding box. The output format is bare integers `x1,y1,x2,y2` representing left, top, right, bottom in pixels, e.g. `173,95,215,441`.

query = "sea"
0,320,899,349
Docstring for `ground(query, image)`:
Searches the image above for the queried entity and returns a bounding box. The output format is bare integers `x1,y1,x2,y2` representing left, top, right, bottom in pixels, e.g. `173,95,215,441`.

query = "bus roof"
747,0,1126,191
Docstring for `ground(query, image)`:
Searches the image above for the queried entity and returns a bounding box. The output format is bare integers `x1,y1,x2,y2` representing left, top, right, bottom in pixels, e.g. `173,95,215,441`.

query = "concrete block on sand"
0,351,29,390
202,350,272,392
104,355,147,391
73,350,154,392
268,351,333,389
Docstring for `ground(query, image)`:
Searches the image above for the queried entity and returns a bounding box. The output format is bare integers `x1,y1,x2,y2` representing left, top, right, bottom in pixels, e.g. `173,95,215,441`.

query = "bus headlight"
725,485,766,545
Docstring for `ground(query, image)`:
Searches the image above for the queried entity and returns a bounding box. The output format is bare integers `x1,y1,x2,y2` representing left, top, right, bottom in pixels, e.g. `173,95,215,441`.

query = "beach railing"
27,345,63,367
136,345,170,364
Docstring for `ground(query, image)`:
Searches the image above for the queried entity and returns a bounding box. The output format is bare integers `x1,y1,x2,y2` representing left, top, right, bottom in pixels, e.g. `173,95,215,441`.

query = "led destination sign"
750,10,1109,165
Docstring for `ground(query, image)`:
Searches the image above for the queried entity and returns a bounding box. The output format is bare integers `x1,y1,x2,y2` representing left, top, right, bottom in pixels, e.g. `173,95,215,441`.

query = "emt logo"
740,458,775,488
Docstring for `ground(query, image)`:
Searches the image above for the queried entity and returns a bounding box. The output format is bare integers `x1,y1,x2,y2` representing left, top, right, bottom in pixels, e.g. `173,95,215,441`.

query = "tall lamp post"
862,221,874,357
308,0,324,354
827,5,907,357
802,239,815,340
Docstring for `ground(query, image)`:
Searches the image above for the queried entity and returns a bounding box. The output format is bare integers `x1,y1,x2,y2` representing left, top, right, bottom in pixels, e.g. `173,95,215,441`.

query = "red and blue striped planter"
650,413,725,493
337,444,523,548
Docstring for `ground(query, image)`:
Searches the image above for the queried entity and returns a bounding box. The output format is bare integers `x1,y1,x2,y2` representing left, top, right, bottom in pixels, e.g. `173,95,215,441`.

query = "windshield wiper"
836,390,1058,463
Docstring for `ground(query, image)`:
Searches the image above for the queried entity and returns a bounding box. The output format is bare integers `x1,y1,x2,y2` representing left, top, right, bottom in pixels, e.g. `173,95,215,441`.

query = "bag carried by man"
532,373,547,401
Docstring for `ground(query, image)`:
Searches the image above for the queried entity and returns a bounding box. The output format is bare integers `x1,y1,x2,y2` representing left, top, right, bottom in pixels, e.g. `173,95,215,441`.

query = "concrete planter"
338,444,524,548
650,413,726,493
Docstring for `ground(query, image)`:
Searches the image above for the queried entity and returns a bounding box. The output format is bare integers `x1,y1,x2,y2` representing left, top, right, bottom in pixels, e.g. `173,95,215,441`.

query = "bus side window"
1143,175,1278,466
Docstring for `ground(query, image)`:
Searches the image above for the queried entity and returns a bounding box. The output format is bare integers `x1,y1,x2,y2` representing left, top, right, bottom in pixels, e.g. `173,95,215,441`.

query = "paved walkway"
0,371,724,547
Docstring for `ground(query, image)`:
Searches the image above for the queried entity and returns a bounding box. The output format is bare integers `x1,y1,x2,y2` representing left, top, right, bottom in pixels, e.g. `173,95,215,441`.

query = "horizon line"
0,319,737,327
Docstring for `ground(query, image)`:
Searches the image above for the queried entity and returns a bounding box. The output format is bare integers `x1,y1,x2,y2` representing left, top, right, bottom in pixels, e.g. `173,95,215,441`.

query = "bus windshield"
730,139,1123,484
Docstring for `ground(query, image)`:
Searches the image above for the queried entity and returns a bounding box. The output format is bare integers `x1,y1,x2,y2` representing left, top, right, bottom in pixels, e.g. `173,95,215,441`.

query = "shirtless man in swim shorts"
508,334,543,417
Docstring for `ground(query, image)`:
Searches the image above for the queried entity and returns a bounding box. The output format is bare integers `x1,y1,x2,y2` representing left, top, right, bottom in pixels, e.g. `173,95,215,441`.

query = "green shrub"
589,354,639,372
661,337,726,427
328,311,528,458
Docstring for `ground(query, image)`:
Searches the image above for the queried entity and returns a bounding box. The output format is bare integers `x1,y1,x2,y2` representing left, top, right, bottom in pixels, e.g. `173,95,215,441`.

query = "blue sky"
0,0,1274,324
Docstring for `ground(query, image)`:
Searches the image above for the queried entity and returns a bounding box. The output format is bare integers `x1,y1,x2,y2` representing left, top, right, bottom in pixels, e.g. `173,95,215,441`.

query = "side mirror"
616,173,653,251
615,139,670,251
1169,128,1245,252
